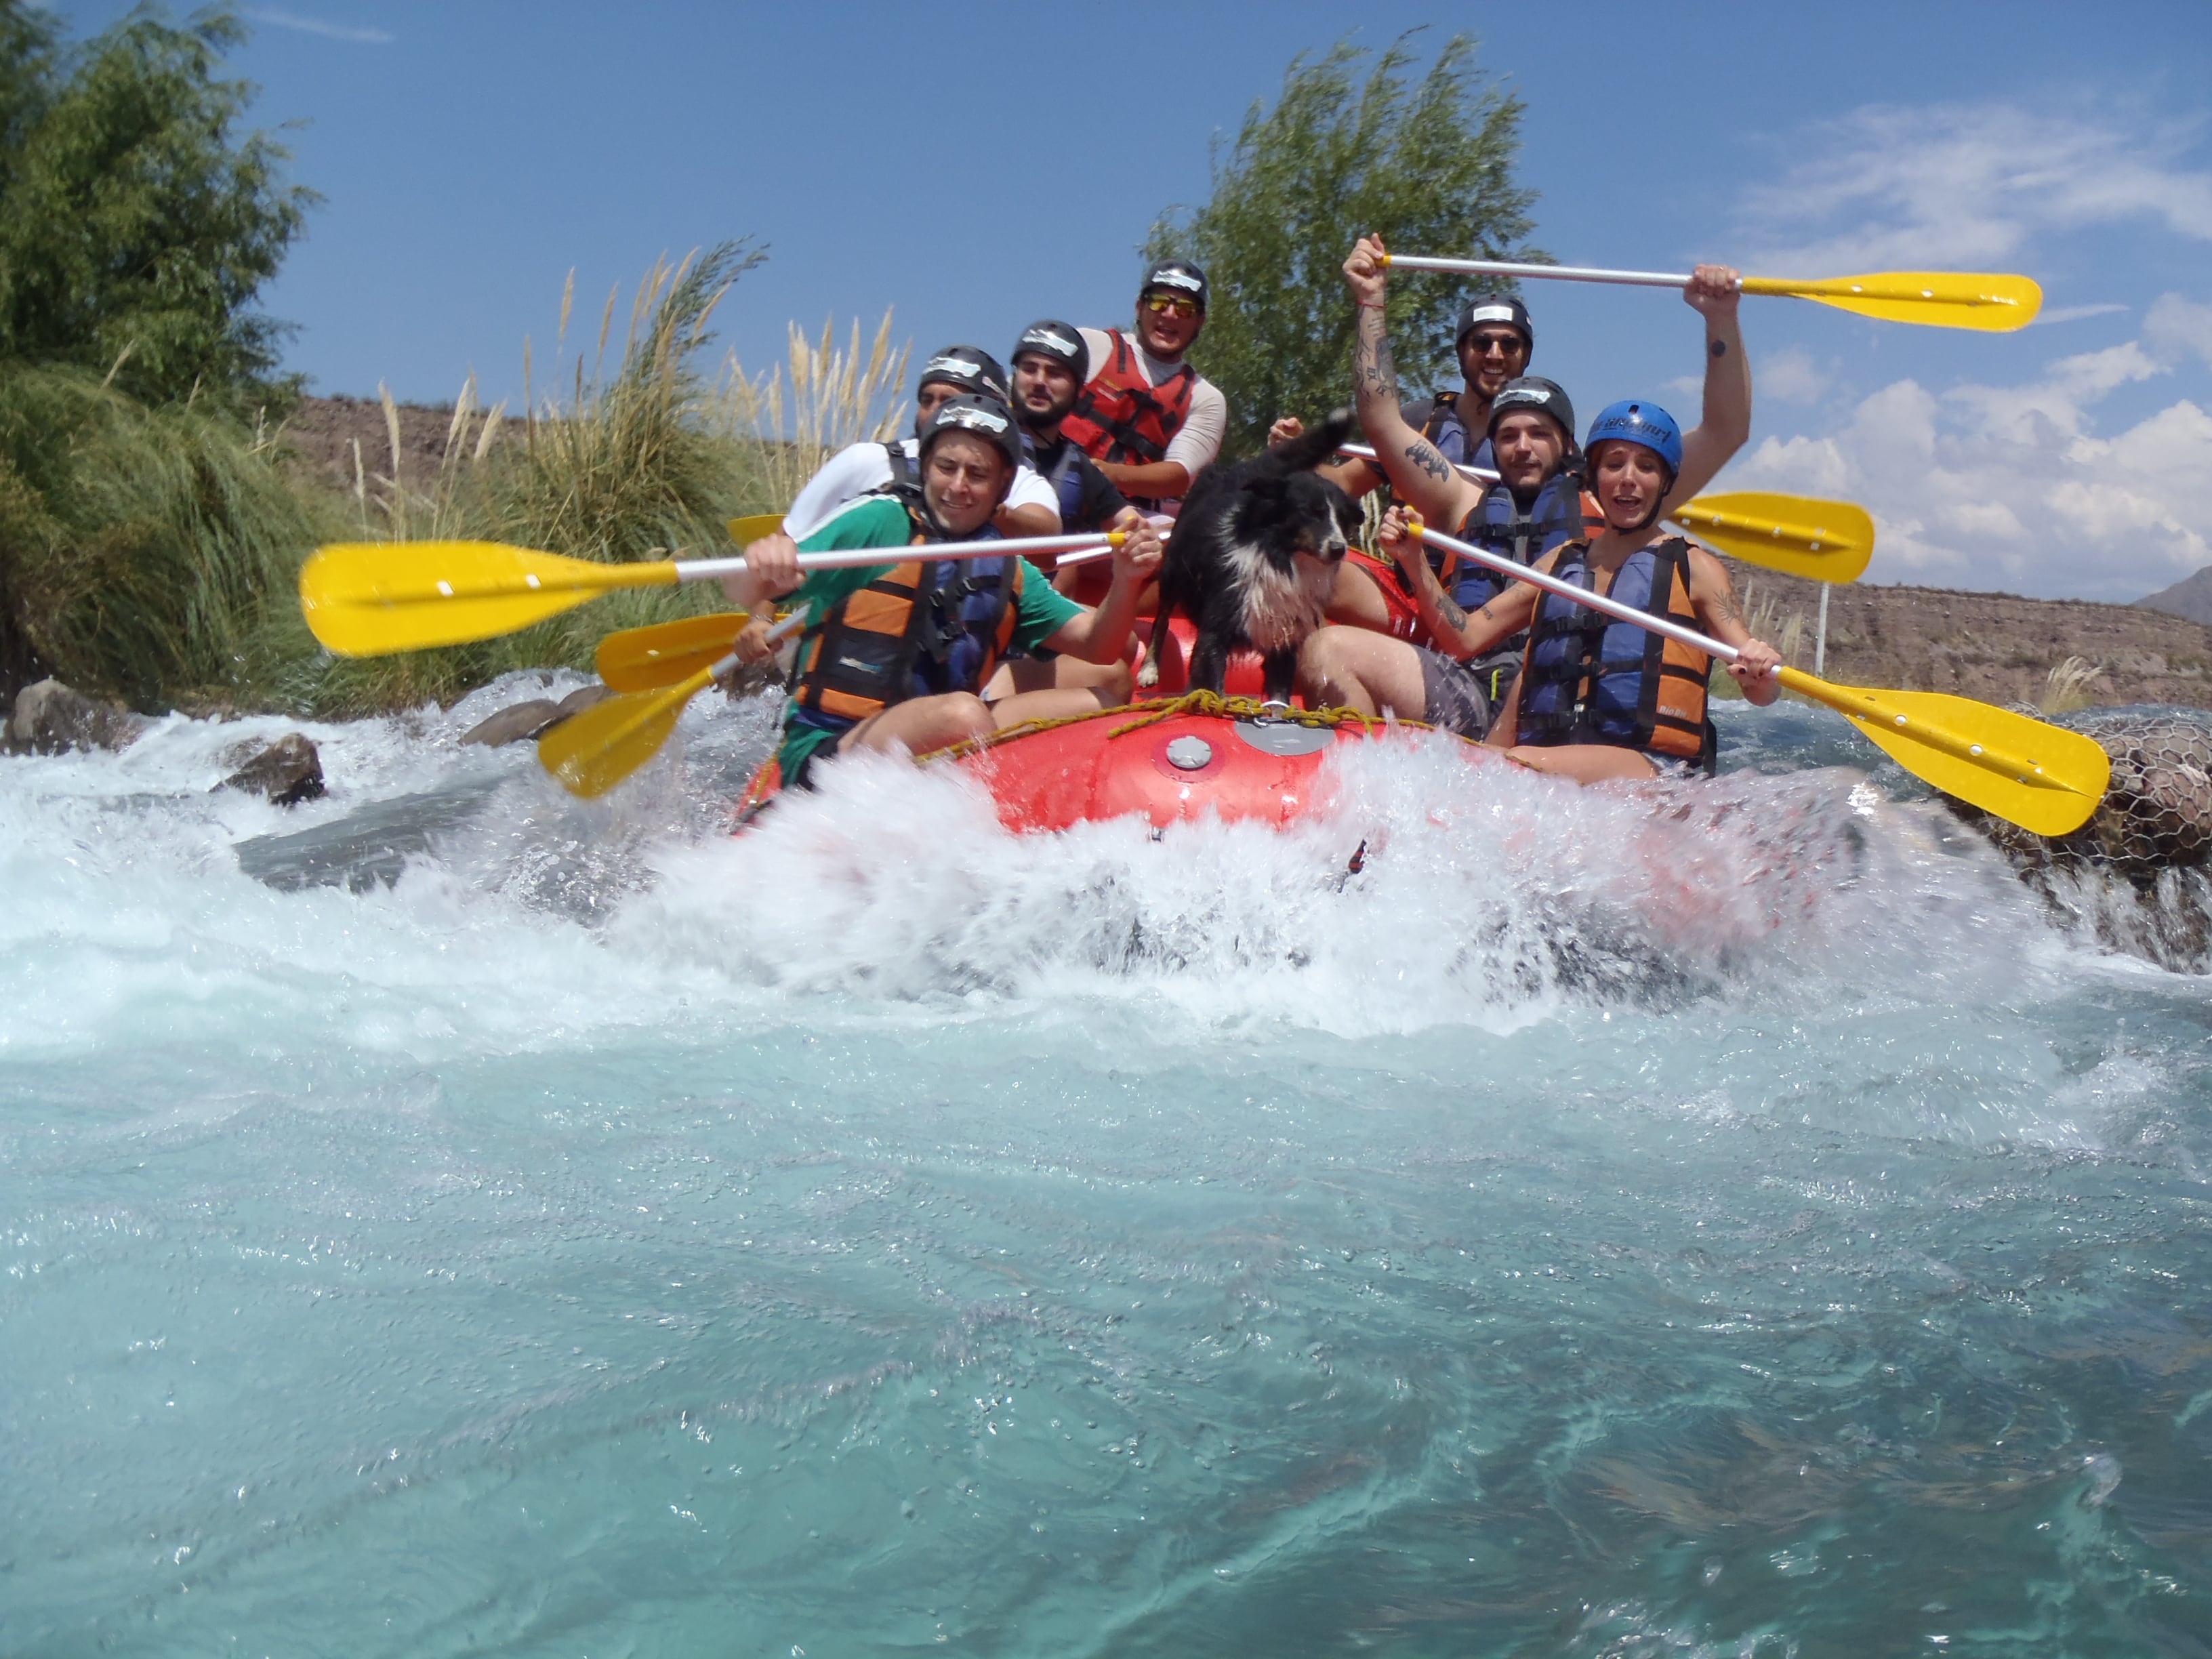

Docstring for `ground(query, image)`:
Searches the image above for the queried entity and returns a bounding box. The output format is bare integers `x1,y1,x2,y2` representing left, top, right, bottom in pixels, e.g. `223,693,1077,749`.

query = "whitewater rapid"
5,678,2207,1655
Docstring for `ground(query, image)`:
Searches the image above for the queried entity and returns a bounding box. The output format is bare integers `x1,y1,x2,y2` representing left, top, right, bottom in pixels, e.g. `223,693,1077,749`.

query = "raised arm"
1345,235,1484,529
1664,264,1750,510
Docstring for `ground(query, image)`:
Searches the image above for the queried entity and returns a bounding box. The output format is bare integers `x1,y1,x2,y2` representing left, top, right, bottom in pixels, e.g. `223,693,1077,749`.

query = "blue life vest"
1516,537,1716,771
790,491,1019,726
1412,392,1493,473
1440,467,1591,614
1022,431,1093,532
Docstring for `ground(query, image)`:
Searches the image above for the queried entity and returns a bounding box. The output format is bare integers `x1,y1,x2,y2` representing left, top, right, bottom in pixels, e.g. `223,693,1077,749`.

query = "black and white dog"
1137,409,1360,703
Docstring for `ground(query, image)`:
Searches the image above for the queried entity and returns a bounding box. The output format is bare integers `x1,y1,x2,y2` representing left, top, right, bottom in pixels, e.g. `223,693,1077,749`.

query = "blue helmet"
1584,401,1683,477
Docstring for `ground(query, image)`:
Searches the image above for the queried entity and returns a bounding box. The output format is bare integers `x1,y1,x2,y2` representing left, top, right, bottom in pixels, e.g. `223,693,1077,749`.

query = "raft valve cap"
1165,736,1215,771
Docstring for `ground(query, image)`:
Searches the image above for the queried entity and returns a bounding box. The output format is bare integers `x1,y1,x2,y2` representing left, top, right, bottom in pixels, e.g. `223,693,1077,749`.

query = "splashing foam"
0,689,2083,1065
632,729,2056,1035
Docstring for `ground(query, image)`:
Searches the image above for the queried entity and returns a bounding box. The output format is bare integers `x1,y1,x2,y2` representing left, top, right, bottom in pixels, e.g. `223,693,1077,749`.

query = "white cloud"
245,8,392,43
1725,342,2212,600
1735,102,2212,273
1757,346,1832,405
2147,293,2212,368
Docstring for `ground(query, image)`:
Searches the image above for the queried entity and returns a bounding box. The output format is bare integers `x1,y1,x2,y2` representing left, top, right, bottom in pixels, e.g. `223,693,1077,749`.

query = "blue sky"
52,0,2212,601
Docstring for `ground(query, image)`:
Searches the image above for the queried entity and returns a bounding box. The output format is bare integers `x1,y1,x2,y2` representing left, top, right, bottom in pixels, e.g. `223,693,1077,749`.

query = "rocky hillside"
1719,558,2212,709
2137,565,2212,628
279,394,509,492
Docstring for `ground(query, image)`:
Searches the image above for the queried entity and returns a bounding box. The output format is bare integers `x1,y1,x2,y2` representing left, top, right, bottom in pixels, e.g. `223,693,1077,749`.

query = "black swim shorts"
1414,647,1494,741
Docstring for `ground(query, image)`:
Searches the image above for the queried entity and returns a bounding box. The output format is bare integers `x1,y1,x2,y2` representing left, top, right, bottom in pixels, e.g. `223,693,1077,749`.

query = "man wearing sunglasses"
1061,260,1228,514
1305,293,1534,501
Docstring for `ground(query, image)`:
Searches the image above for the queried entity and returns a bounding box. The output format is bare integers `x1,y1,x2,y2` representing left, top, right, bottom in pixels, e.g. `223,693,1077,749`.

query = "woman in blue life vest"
723,395,1164,790
1364,401,1783,783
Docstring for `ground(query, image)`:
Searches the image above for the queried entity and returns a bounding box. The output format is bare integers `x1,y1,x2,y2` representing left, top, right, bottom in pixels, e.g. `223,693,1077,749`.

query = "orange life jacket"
789,496,1021,725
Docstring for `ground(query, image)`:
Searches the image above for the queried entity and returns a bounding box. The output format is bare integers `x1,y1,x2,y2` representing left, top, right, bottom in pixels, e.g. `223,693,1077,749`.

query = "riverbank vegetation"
3,9,1533,720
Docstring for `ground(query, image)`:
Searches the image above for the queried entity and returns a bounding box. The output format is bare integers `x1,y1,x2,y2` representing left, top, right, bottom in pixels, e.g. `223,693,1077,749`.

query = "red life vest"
1061,329,1197,468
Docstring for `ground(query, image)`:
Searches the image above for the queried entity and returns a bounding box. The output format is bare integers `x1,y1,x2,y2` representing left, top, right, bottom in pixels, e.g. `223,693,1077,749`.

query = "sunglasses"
1467,332,1528,358
1143,292,1201,318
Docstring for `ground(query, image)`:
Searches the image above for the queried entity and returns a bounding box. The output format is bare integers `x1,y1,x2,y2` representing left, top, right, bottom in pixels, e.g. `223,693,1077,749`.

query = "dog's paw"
1134,659,1162,690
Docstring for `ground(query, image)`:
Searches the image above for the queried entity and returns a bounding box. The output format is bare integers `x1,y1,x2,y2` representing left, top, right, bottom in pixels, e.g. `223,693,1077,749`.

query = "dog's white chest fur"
1227,539,1336,655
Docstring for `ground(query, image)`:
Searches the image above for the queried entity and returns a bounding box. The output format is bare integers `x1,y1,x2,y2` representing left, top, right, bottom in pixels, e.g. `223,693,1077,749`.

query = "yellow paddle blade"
1741,271,2043,332
728,513,786,544
596,611,751,691
1778,668,2108,836
1672,492,1875,583
539,668,714,799
300,541,678,657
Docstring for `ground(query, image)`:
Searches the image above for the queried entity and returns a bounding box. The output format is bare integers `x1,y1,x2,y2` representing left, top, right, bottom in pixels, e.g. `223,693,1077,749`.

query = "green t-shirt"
774,494,1086,781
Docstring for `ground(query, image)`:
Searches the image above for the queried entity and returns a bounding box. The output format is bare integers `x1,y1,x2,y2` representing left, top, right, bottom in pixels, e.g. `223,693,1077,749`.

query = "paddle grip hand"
1684,264,1742,319
720,531,803,607
1108,512,1163,585
733,613,778,665
1344,235,1389,307
1724,637,1784,689
1377,505,1420,571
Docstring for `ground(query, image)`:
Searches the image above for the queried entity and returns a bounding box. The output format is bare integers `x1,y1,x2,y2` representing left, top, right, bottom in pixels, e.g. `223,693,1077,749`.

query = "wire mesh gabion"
1950,706,2212,972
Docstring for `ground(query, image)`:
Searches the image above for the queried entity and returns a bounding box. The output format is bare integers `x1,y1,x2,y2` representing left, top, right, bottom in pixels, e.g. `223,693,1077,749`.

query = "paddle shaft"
1414,522,1735,662
1339,441,1500,485
367,531,1120,608
1380,256,2027,315
678,529,1113,583
1387,255,1700,290
1412,523,2067,787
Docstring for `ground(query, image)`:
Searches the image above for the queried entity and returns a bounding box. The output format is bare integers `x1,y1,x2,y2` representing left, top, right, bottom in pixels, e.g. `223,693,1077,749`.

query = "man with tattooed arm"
1296,232,1766,766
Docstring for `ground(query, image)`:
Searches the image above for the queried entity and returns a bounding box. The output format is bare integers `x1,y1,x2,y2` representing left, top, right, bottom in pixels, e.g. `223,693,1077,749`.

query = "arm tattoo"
1710,338,1727,358
1707,581,1744,629
1351,304,1399,401
1399,539,1469,638
1403,439,1450,483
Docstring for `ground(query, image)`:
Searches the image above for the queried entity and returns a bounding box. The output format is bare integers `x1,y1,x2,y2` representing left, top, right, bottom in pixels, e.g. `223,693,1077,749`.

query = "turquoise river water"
3,677,2209,1657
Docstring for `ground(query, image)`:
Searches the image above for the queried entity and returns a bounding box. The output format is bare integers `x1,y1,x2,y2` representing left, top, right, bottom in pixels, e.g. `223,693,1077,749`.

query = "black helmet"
1140,259,1208,312
917,394,1023,479
916,345,1010,404
1011,319,1086,380
1456,293,1534,353
1487,377,1575,446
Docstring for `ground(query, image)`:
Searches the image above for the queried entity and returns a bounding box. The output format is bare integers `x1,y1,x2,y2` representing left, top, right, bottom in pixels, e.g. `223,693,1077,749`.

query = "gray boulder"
459,699,565,747
218,733,325,805
553,682,615,718
457,682,617,748
4,679,145,754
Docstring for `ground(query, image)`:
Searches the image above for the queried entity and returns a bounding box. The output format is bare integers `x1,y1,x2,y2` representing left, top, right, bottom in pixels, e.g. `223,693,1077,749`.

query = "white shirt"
781,436,1061,542
1077,327,1227,478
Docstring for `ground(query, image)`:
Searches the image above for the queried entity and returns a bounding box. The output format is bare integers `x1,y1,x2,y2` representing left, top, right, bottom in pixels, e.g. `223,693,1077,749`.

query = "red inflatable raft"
734,615,1482,834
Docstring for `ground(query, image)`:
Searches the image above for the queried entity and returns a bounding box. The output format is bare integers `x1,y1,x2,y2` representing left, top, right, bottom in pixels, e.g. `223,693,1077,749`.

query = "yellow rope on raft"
918,690,1418,766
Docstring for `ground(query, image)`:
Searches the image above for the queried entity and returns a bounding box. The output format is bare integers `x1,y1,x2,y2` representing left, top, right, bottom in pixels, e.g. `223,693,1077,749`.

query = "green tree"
1145,33,1541,455
0,3,316,408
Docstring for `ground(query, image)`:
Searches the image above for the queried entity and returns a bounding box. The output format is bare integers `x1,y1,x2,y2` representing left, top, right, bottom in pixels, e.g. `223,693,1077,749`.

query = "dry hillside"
1717,558,2212,709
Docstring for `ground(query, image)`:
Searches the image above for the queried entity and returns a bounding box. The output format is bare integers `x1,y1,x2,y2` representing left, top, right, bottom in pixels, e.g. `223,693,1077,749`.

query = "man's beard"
1017,394,1076,433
